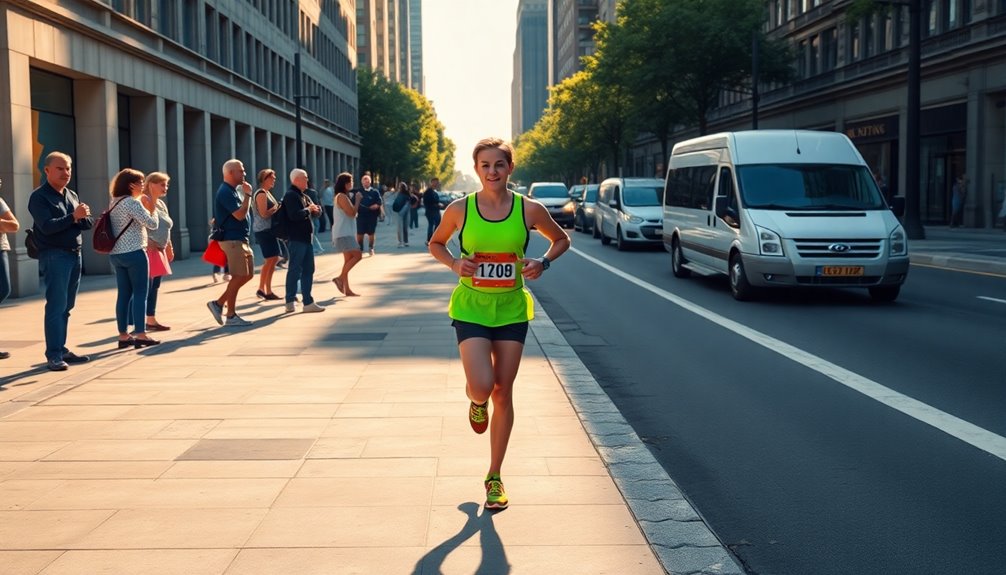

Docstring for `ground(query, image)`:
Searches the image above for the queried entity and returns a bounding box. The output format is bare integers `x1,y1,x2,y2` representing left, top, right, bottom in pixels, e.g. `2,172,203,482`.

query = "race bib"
472,252,518,287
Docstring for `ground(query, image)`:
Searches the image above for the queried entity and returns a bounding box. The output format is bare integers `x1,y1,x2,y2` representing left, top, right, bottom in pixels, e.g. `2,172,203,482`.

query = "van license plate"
817,266,864,277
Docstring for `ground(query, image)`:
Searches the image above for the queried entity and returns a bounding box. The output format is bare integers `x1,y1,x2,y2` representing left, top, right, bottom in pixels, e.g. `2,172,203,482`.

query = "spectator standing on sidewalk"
253,169,282,300
409,184,421,229
320,178,334,233
28,151,94,371
206,159,255,327
330,172,363,297
281,169,325,314
354,173,383,255
423,177,443,246
393,182,411,248
428,137,570,510
951,174,968,228
0,178,20,360
107,168,160,349
135,171,174,332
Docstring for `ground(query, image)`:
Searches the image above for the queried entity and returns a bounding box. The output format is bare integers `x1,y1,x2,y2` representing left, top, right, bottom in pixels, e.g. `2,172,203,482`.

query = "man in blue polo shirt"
28,151,94,371
206,159,255,327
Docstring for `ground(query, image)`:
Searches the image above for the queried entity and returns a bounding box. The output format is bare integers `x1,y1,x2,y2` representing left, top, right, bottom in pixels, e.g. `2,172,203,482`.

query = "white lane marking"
571,247,1006,462
977,296,1006,305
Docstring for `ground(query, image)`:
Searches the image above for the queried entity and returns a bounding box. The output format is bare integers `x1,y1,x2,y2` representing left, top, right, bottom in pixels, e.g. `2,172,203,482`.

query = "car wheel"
592,221,601,239
729,252,755,301
616,226,627,251
671,237,691,278
600,225,611,245
573,213,581,232
868,285,901,303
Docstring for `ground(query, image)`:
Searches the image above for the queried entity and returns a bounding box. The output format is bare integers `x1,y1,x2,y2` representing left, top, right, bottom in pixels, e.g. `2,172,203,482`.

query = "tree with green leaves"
356,67,455,185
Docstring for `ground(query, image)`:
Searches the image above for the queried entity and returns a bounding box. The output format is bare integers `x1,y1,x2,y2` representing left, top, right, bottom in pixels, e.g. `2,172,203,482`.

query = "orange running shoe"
469,401,489,434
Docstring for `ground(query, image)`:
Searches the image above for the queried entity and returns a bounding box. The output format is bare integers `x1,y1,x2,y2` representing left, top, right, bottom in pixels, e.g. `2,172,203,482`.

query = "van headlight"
756,225,784,257
889,227,907,256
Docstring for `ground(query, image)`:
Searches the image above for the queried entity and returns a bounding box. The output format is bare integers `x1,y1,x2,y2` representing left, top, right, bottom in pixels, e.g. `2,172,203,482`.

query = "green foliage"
357,67,455,184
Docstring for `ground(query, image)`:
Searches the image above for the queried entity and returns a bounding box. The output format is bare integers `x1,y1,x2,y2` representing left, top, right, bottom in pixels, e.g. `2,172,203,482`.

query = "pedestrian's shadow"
412,502,510,575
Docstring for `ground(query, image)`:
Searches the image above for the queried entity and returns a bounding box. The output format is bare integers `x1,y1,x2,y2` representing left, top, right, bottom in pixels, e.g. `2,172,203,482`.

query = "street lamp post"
902,0,925,239
293,52,319,170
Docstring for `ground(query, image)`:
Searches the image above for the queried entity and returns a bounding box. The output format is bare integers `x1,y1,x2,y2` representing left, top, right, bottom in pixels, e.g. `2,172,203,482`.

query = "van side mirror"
889,196,905,217
608,199,619,209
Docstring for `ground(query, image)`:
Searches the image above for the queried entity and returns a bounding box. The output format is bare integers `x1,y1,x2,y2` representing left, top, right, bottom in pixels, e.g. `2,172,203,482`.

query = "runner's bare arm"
428,200,475,277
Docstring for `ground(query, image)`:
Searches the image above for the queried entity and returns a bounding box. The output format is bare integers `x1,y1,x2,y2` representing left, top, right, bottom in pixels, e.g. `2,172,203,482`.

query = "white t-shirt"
0,198,11,252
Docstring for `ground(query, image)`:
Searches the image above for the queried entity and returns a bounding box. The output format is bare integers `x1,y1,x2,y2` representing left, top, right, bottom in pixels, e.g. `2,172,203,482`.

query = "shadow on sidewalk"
412,502,510,575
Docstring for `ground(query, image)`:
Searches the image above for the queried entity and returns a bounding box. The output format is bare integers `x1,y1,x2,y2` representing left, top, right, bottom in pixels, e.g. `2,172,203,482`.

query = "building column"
130,95,167,174
74,78,119,275
166,101,190,257
184,109,212,251
0,48,37,296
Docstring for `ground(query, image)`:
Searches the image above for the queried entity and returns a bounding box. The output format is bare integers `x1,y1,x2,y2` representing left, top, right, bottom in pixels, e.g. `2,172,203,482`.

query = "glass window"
529,184,569,198
848,22,861,61
822,28,837,71
736,164,885,209
623,184,663,207
809,35,819,76
30,68,76,189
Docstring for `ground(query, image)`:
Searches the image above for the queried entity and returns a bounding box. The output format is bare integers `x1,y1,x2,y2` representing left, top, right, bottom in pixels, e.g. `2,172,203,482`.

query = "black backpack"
270,199,289,240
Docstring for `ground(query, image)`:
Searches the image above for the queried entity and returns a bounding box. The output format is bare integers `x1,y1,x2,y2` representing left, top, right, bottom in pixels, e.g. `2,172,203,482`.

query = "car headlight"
563,201,576,212
755,225,784,257
889,226,907,256
622,212,643,223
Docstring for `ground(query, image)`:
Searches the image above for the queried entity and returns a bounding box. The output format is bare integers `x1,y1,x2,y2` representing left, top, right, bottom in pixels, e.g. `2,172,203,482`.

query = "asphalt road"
528,231,1006,575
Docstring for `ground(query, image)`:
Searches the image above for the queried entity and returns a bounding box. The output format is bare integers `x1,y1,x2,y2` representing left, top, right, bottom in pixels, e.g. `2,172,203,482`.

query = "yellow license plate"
817,266,865,277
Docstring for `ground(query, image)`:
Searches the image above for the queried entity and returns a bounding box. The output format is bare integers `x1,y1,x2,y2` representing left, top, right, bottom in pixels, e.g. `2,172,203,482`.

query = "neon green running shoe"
484,474,509,510
469,401,489,434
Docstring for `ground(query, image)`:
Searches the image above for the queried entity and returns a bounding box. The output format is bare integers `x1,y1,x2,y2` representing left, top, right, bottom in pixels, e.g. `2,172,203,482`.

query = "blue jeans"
0,250,10,304
285,240,315,305
39,248,82,361
147,275,162,316
426,212,441,243
110,249,149,334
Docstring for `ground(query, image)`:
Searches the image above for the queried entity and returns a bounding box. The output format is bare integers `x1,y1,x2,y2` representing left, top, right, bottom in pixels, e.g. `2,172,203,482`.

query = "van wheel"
868,285,901,303
600,224,611,245
671,238,691,278
615,226,628,251
729,253,755,301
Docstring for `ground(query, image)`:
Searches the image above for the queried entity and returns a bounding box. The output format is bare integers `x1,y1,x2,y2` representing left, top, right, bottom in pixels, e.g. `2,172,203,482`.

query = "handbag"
24,229,39,259
201,239,227,267
147,244,172,278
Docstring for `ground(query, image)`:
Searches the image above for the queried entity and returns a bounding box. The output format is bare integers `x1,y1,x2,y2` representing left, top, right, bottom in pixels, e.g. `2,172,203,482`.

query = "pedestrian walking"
423,177,443,246
206,159,255,327
321,178,335,233
951,174,968,227
27,152,94,371
107,168,161,349
409,184,421,229
393,182,411,247
0,177,20,360
354,173,383,255
428,137,570,509
135,171,174,332
253,169,282,300
281,168,325,313
330,172,363,297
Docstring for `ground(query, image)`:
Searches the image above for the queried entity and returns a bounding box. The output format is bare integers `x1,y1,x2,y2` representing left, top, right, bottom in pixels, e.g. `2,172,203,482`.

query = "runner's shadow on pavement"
412,502,510,575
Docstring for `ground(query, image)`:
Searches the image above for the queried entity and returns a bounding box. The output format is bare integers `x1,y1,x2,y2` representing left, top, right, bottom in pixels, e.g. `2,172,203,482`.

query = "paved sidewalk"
909,225,1006,276
0,228,741,575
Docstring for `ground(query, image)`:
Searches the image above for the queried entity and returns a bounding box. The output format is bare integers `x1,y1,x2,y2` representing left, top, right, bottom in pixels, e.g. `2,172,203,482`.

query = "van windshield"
737,164,885,210
623,185,662,207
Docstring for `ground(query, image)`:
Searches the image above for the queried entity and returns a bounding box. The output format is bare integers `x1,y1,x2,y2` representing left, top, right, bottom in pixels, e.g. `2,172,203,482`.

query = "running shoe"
206,300,224,325
302,302,326,313
224,315,253,327
484,475,508,510
469,400,489,434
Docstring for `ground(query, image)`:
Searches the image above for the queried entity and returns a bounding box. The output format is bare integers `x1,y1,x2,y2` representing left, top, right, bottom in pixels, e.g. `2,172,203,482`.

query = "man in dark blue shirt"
281,169,325,313
206,159,255,327
27,152,94,371
354,173,383,255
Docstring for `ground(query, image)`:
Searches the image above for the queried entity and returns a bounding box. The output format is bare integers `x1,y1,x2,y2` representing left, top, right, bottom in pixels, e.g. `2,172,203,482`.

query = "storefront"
845,115,898,203
919,102,967,225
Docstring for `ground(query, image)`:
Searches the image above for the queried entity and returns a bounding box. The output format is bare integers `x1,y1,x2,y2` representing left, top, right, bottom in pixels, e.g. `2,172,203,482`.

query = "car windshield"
584,186,598,202
531,185,569,198
622,185,662,207
737,164,885,210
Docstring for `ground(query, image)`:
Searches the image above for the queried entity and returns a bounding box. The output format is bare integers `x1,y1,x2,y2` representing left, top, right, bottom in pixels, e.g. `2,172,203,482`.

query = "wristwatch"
538,256,551,271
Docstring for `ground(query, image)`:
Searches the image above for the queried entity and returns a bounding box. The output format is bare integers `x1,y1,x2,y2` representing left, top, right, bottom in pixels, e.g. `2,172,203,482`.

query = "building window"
864,15,876,57
809,35,819,76
822,27,837,71
30,68,76,189
797,39,807,77
181,0,196,50
117,94,132,170
848,22,861,61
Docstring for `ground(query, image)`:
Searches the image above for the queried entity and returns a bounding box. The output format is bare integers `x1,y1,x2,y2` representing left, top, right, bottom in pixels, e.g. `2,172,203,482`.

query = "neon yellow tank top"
448,192,535,326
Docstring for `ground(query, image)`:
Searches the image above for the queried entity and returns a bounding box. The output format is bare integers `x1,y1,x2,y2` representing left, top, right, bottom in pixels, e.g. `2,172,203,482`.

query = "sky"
422,0,519,180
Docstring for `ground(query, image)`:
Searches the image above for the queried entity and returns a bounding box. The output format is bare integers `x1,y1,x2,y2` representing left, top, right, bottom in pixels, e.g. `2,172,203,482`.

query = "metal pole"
752,30,760,130
295,51,303,170
903,0,925,239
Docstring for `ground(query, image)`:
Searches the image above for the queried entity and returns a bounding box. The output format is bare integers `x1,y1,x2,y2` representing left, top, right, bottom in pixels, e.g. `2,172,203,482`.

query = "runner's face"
475,148,511,193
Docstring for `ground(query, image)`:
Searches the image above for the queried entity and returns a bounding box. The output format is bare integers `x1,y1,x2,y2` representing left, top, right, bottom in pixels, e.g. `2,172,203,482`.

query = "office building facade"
550,0,599,84
356,0,421,92
626,0,1006,228
0,0,360,296
512,0,548,139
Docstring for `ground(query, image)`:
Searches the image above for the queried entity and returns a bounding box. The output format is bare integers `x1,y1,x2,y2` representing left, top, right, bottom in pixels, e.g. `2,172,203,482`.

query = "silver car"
573,184,599,233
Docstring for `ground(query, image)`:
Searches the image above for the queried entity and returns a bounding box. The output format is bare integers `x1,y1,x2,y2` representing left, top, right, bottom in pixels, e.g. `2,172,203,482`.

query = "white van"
662,130,909,302
594,177,665,250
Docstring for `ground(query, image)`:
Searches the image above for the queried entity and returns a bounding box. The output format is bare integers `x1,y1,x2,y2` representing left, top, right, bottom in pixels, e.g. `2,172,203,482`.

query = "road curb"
528,294,745,575
910,252,1006,276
